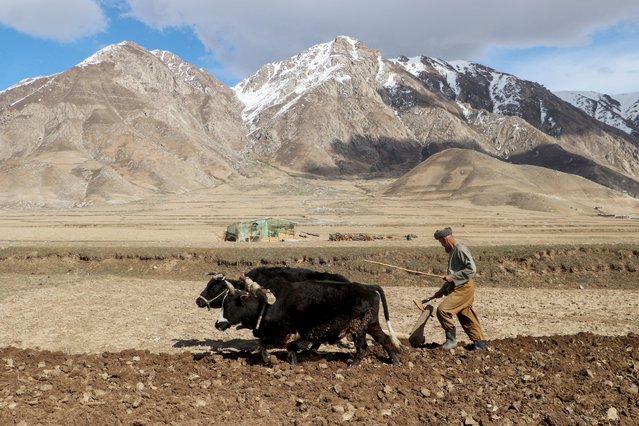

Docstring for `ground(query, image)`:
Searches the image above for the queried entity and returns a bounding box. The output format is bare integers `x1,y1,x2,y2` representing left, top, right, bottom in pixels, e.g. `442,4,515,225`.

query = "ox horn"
205,272,225,279
224,280,236,295
242,277,276,305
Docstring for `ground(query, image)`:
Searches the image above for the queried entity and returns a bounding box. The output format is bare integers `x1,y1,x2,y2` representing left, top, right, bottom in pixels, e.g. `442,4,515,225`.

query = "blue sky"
1,0,639,95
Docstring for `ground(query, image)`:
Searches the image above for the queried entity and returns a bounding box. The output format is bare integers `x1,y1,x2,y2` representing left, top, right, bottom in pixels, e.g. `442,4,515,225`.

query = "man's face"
437,236,454,253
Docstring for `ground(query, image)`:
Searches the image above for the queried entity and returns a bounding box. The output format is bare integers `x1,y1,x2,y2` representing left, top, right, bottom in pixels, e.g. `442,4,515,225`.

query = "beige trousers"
436,278,486,341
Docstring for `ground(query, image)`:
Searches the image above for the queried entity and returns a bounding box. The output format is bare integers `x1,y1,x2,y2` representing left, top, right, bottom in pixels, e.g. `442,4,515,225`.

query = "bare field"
1,183,638,424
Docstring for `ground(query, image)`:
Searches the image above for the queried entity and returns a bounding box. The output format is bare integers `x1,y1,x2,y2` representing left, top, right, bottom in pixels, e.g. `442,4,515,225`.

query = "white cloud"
508,46,639,94
0,0,107,41
2,0,638,92
123,0,639,80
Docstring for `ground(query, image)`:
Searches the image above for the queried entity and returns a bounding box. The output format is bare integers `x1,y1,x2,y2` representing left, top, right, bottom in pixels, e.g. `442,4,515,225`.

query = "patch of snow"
612,92,639,118
0,75,52,96
8,75,58,107
234,40,349,124
555,91,634,134
76,41,129,68
391,56,427,76
341,36,361,61
392,56,462,97
152,49,198,84
448,60,475,76
375,56,387,83
490,73,521,114
457,101,472,120
539,100,548,124
382,72,399,89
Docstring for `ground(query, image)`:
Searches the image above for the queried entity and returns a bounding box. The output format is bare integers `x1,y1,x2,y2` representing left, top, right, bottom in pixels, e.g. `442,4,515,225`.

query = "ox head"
196,272,231,310
214,277,276,331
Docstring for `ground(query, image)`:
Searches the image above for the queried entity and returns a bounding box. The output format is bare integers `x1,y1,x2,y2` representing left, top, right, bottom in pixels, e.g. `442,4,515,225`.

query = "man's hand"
413,299,427,311
421,296,434,304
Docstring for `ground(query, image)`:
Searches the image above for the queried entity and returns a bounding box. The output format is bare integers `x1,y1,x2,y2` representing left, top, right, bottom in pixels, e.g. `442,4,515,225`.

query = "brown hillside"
385,148,639,214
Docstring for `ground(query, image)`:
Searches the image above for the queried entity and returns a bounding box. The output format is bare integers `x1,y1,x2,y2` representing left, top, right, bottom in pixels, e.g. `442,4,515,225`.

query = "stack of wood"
329,233,384,241
298,232,320,238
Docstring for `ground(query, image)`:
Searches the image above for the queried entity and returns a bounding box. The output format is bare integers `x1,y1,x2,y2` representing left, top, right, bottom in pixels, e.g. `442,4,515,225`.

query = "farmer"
423,227,488,351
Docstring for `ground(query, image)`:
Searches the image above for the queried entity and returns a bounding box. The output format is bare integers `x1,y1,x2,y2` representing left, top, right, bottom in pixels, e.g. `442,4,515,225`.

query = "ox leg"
259,344,271,365
285,344,299,365
309,342,321,353
350,333,369,366
368,324,399,365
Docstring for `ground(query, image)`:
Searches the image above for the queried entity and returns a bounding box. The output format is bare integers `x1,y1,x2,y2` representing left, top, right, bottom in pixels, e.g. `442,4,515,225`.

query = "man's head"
434,227,455,252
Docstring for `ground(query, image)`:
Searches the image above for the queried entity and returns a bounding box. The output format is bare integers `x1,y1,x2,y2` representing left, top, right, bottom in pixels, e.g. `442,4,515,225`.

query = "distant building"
224,218,296,242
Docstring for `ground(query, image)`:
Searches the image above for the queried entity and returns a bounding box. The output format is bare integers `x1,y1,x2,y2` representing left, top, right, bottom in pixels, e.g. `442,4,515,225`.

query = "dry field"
1,181,638,424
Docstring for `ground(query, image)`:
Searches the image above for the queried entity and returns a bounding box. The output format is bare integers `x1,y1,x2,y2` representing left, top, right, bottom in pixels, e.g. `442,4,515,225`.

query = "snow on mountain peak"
391,56,481,98
234,36,372,125
76,41,132,68
151,49,199,85
0,75,55,97
393,55,525,113
555,90,636,134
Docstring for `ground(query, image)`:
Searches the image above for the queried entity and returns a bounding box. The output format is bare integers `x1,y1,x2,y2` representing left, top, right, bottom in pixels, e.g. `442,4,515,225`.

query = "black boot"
472,340,488,351
441,327,457,350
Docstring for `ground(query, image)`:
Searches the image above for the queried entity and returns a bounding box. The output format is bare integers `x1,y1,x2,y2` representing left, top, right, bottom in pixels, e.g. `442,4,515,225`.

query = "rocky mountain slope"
388,56,639,189
235,37,639,193
0,41,248,207
554,91,639,137
1,37,639,209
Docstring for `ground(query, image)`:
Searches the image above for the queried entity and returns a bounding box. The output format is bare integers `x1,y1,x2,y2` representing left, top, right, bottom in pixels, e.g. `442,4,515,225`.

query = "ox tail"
372,285,402,350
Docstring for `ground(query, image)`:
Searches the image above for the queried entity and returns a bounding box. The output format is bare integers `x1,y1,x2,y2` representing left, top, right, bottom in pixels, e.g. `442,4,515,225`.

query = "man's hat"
433,227,453,239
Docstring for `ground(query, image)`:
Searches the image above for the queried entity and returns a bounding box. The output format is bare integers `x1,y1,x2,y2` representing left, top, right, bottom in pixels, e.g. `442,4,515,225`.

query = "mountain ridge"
1,36,639,210
554,91,639,137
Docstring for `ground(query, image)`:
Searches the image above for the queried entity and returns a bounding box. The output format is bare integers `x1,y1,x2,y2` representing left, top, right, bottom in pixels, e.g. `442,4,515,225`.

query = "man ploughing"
422,226,488,351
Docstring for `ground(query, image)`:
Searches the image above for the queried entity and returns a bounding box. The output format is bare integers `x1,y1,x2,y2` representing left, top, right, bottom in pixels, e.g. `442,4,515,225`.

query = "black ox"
215,277,402,366
196,266,350,310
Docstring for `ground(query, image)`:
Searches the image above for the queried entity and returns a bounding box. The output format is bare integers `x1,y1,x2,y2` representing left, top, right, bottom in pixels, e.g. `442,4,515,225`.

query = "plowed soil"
1,245,638,425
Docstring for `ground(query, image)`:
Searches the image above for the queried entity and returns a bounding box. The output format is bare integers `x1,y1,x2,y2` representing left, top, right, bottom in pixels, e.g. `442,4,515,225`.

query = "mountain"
386,148,638,215
233,36,443,177
390,57,639,191
2,36,639,209
0,41,248,207
385,148,637,214
554,91,639,137
234,37,639,194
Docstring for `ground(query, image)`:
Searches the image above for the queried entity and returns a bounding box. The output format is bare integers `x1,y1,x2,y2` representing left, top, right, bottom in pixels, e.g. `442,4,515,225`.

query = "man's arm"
422,281,454,303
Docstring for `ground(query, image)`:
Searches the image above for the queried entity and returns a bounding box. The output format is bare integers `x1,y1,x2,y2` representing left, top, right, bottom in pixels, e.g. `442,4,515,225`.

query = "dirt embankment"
0,244,637,289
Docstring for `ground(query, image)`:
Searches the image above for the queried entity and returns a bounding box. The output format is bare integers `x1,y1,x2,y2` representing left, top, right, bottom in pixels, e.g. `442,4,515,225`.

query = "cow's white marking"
215,293,230,326
386,320,402,349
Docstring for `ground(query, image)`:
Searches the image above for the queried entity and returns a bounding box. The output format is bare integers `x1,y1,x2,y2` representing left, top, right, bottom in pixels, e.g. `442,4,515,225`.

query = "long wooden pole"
363,260,444,279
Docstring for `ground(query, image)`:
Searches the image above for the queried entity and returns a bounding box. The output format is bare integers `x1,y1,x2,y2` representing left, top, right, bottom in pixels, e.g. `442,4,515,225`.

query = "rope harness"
201,276,271,330
197,288,228,310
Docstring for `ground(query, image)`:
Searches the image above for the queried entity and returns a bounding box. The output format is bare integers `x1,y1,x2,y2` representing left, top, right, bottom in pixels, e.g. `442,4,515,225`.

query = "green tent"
224,218,296,242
